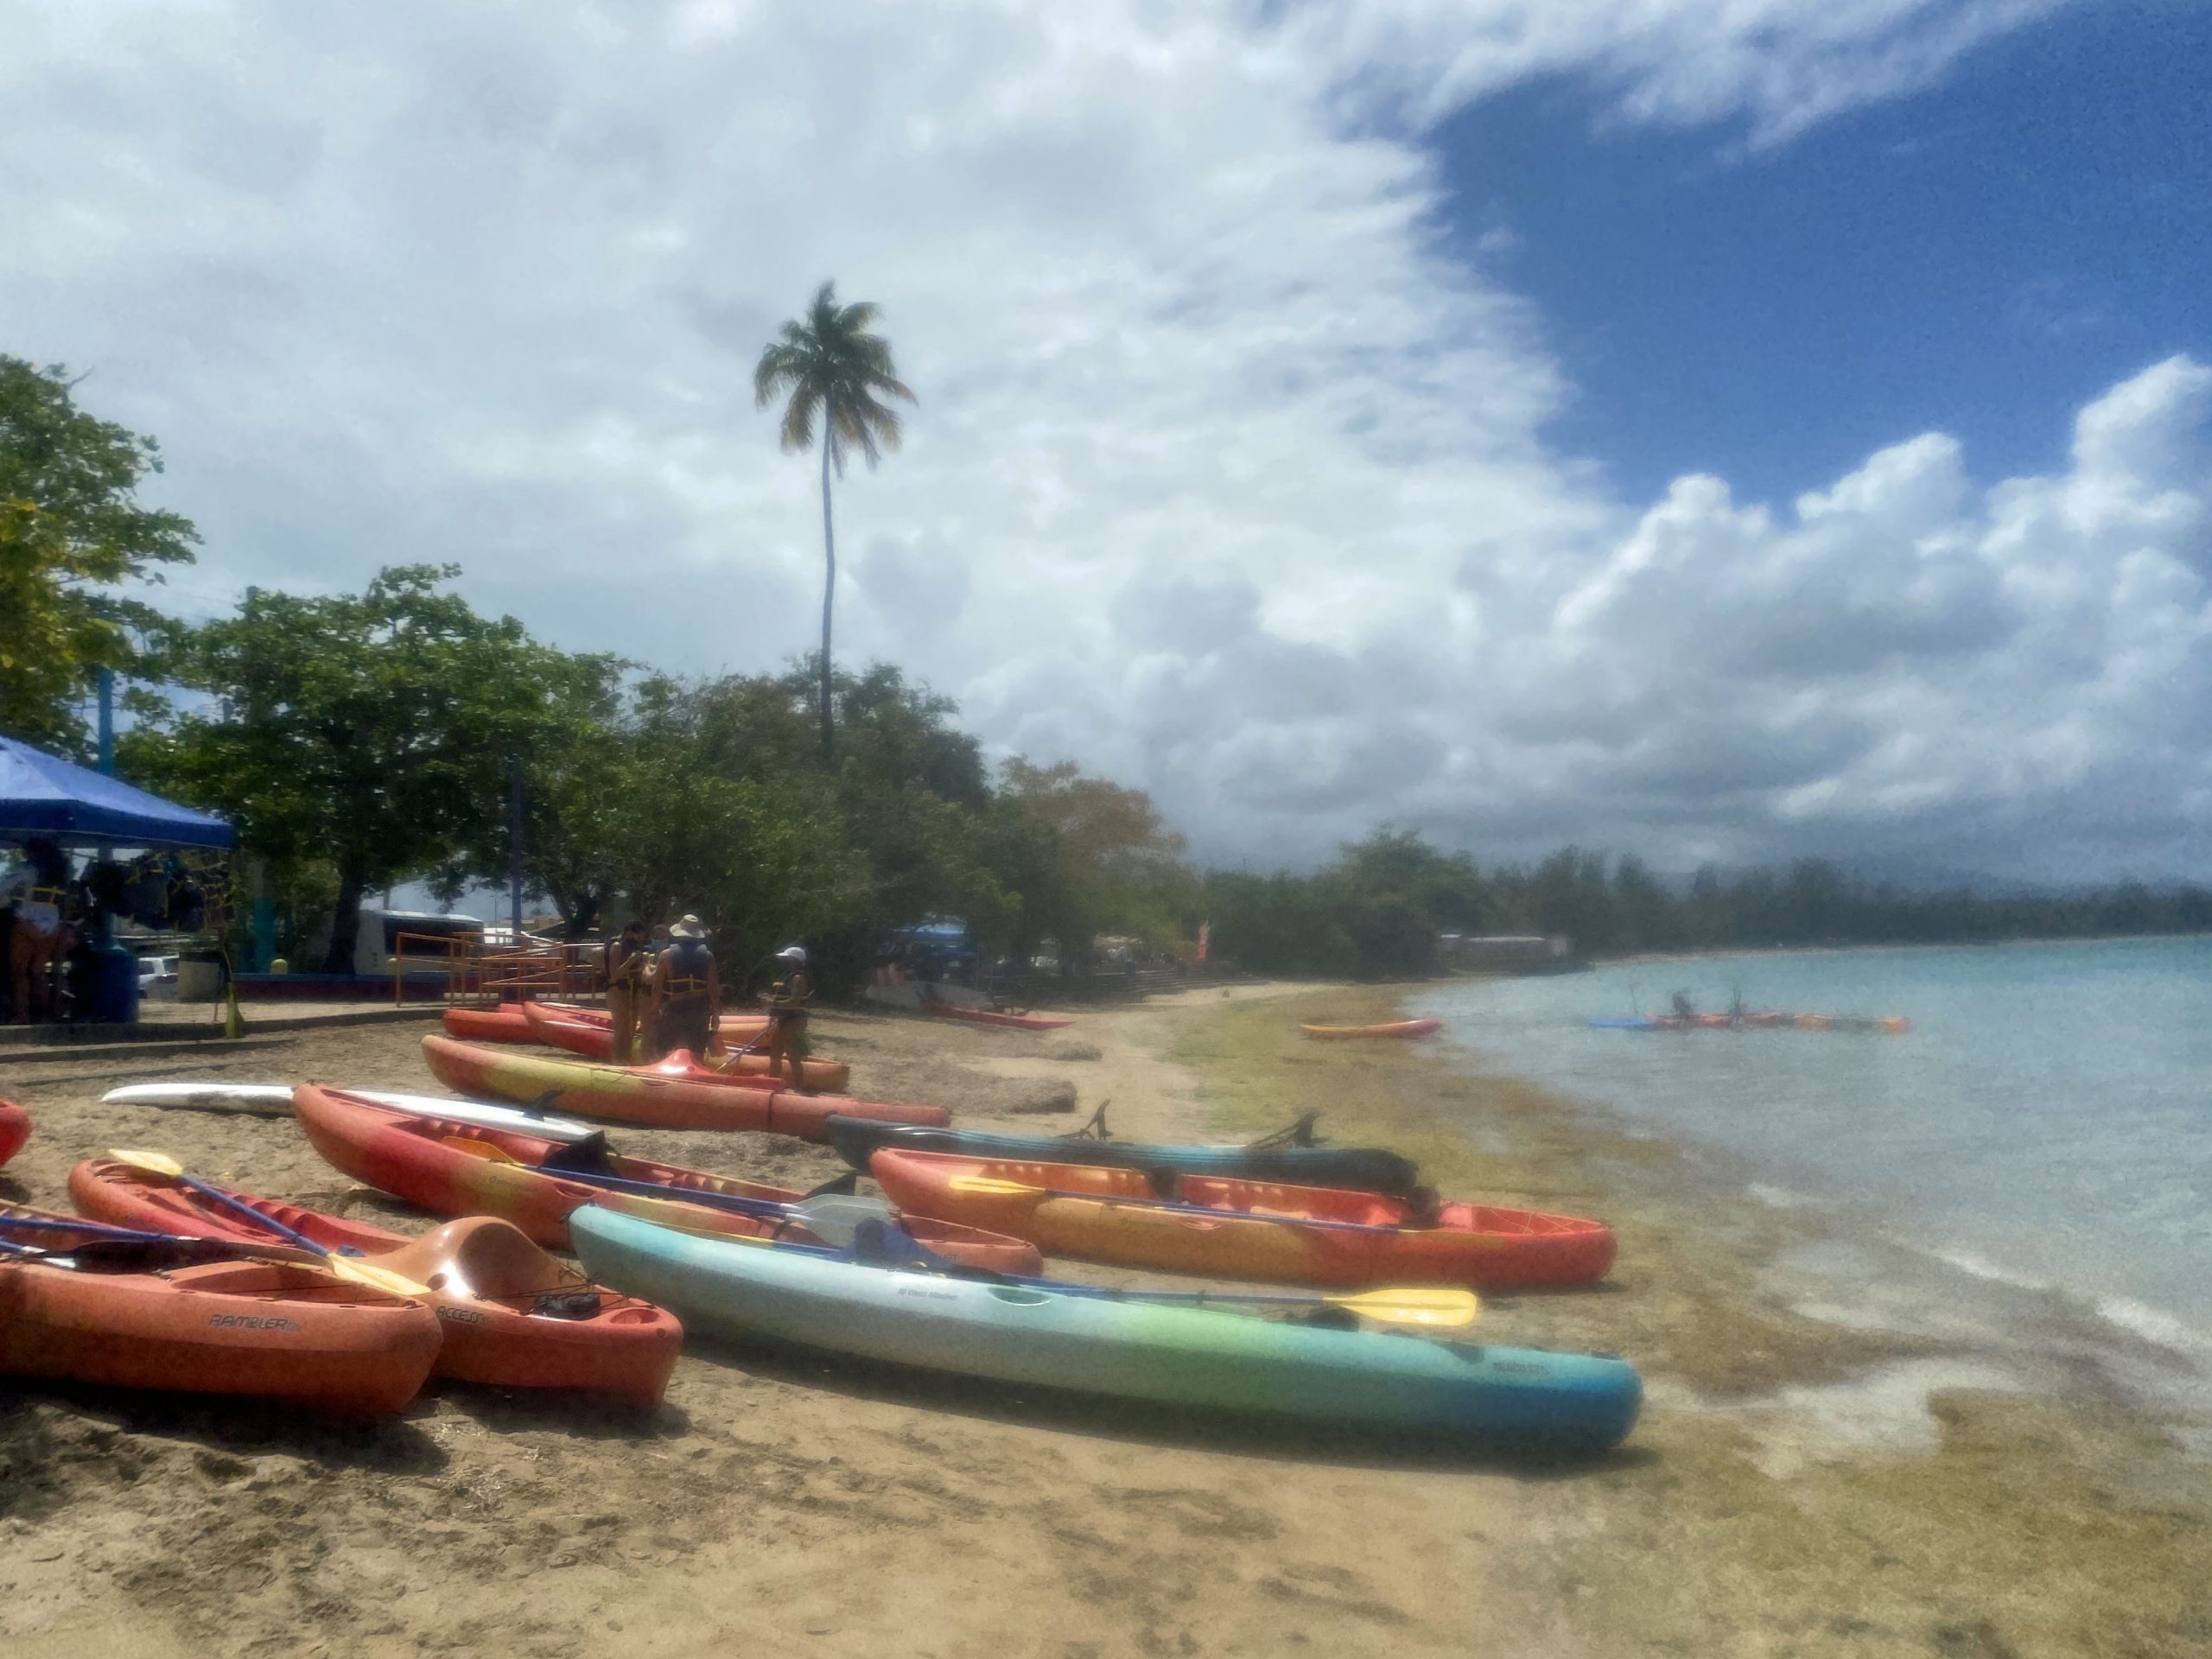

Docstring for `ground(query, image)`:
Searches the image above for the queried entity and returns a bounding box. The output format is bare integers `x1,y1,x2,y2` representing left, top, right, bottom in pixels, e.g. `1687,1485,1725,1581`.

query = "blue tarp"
0,734,232,850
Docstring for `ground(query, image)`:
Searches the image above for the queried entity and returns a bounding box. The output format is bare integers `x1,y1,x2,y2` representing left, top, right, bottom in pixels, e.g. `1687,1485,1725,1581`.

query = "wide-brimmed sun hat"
668,914,707,940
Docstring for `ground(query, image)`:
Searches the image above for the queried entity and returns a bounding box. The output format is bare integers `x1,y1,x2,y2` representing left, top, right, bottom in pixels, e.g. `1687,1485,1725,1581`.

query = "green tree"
0,357,198,752
132,565,621,972
753,282,916,761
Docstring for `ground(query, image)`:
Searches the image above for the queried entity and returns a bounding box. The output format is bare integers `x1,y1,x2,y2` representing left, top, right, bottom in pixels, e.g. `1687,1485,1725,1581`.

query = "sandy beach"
4,984,2209,1657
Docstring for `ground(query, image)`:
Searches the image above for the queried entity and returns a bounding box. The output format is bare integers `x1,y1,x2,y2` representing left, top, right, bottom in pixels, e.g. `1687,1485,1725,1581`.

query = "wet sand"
3,984,2208,1656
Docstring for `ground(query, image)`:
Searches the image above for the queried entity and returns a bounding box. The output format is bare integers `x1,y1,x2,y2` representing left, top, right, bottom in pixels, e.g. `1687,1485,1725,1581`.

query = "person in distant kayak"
1669,990,1695,1022
651,914,720,1060
759,944,813,1090
603,919,650,1065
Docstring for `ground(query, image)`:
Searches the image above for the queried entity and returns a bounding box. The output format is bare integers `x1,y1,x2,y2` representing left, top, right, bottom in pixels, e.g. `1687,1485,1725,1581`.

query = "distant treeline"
1202,835,2212,979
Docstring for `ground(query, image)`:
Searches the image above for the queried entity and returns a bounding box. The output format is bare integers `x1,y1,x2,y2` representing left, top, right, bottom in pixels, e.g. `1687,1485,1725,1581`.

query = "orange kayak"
921,1001,1072,1031
69,1158,684,1404
292,1085,1036,1274
518,1002,842,1088
0,1099,27,1168
1298,1018,1444,1040
871,1151,1616,1290
0,1204,443,1413
421,1034,947,1137
442,1006,538,1044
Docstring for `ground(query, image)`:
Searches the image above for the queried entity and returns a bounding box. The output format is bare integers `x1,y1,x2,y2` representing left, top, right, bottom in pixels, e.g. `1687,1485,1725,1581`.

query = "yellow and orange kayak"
1299,1018,1443,1040
870,1151,1615,1290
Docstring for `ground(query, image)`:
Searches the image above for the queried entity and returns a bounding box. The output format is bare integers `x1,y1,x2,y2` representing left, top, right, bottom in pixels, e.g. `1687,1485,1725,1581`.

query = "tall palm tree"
753,281,916,760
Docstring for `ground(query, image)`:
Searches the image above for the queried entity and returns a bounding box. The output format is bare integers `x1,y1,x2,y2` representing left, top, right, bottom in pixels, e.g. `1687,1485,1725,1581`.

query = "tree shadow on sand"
673,1330,1656,1479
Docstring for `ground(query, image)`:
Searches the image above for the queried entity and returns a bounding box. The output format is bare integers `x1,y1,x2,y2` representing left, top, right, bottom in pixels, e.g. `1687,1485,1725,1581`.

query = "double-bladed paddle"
102,1148,433,1300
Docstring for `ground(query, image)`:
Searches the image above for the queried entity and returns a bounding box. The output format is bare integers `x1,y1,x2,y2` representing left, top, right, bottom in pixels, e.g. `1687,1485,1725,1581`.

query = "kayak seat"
541,1131,618,1175
381,1217,580,1302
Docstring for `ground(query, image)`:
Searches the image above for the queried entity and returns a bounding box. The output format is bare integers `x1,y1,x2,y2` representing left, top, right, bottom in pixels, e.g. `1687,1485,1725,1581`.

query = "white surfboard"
100,1084,600,1143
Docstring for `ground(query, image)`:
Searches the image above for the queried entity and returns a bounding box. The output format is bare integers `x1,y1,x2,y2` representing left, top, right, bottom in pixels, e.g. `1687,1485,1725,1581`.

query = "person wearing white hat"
650,914,721,1060
758,944,813,1090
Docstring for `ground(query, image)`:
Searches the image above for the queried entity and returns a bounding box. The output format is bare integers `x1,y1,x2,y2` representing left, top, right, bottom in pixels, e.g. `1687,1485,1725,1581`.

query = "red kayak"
921,1001,1072,1032
69,1158,683,1404
0,1204,443,1413
293,1085,1036,1274
0,1099,28,1168
441,1006,538,1044
872,1150,1617,1290
518,1002,840,1087
1298,1018,1444,1040
421,1034,947,1137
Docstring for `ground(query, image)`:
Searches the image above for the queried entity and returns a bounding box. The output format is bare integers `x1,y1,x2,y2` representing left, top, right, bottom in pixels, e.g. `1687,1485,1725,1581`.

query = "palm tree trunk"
818,434,836,762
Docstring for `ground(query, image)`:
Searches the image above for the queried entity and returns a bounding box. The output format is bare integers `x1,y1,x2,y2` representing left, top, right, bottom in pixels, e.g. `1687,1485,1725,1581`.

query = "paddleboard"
99,1084,600,1143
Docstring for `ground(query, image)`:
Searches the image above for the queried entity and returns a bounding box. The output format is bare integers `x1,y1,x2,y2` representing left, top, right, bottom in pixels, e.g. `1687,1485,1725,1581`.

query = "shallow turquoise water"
1415,938,2212,1358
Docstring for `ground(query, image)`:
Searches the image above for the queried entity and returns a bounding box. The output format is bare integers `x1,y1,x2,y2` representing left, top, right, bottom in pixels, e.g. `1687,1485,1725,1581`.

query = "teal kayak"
569,1209,1641,1451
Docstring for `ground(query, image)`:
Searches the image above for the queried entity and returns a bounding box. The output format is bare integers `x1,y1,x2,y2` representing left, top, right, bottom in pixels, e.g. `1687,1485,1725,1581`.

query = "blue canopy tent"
3,734,232,1026
0,735,232,850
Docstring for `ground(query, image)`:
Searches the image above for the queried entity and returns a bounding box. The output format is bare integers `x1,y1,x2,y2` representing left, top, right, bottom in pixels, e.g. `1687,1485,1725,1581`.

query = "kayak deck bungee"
0,1205,443,1414
68,1157,684,1404
569,1208,1641,1452
822,1115,1423,1198
421,1033,949,1137
0,1099,27,1168
871,1151,1616,1290
519,1002,843,1090
293,1085,1037,1273
1298,1018,1444,1040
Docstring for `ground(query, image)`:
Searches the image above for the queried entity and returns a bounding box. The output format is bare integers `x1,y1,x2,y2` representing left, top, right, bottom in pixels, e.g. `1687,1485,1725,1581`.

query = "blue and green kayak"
821,1116,1423,1198
569,1209,1641,1451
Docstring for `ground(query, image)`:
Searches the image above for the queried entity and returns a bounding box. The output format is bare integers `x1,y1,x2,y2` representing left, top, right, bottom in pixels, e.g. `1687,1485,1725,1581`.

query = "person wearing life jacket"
759,944,814,1090
603,919,651,1065
3,838,73,1025
651,914,720,1061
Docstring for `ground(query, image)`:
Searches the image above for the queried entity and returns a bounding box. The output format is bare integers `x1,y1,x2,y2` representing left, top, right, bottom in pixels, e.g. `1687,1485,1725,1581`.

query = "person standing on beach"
759,944,813,1090
3,838,72,1025
603,919,650,1064
651,915,720,1060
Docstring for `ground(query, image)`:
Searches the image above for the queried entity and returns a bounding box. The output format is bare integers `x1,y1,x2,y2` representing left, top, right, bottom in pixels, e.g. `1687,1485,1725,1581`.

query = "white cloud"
6,0,2201,880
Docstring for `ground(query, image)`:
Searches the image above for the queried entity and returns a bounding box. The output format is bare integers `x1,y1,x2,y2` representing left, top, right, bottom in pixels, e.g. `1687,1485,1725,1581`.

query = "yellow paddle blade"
442,1135,523,1164
106,1147,187,1178
1323,1287,1479,1328
947,1175,1045,1197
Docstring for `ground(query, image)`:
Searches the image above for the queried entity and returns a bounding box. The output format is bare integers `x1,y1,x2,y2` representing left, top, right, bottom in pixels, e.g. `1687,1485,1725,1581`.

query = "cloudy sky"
5,1,2208,880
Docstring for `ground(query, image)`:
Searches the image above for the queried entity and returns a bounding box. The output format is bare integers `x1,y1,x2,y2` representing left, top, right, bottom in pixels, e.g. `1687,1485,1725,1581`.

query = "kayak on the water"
292,1085,1037,1273
1299,1019,1444,1040
68,1158,683,1404
1589,1013,1911,1033
0,1204,443,1414
872,1150,1617,1290
421,1033,949,1137
569,1206,1642,1452
821,1115,1425,1198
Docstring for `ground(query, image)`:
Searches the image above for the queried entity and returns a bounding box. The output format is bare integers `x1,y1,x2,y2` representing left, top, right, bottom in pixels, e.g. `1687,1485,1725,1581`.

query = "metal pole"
97,667,116,775
507,754,524,939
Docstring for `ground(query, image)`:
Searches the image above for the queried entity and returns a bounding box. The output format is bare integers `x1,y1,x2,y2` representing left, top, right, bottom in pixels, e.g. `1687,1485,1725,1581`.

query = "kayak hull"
67,1159,684,1404
0,1208,443,1414
873,1152,1616,1291
1299,1019,1444,1040
0,1099,27,1168
292,1086,1035,1274
519,1002,842,1089
421,1034,947,1137
442,1006,538,1044
570,1209,1641,1451
821,1116,1423,1197
921,1002,1072,1031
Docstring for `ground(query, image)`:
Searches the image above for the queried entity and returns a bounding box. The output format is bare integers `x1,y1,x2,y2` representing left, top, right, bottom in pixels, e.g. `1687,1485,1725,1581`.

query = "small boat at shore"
292,1085,1038,1274
919,1000,1072,1031
1299,1018,1443,1041
0,1205,443,1413
69,1158,683,1404
822,1115,1425,1197
421,1033,948,1138
569,1207,1643,1452
872,1151,1617,1290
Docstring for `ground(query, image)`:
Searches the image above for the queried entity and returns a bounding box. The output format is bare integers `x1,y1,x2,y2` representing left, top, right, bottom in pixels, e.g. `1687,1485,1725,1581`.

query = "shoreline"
1591,929,2212,969
1160,982,2212,1655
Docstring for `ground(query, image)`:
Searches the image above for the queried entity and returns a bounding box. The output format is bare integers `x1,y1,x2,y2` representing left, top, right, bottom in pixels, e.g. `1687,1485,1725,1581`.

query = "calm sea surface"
1414,938,2212,1362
